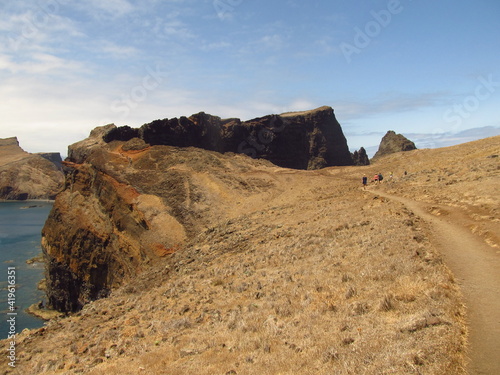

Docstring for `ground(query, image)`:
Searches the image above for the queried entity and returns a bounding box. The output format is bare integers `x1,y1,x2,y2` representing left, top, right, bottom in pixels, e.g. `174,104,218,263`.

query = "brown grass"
4,137,494,374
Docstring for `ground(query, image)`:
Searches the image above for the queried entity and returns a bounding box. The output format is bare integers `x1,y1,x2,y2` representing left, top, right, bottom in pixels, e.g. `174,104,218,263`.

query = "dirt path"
371,189,500,375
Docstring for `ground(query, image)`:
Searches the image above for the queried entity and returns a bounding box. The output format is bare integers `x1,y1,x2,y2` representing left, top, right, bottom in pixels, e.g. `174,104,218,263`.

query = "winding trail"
372,189,500,375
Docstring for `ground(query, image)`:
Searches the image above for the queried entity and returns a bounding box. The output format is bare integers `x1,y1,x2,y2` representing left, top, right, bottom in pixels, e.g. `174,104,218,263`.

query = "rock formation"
42,127,269,311
372,131,417,160
104,106,354,169
42,107,354,312
351,147,370,166
0,137,64,200
37,152,63,170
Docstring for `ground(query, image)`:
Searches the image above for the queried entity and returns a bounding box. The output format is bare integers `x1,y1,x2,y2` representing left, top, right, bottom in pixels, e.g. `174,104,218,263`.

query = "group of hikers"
362,171,407,189
362,172,390,189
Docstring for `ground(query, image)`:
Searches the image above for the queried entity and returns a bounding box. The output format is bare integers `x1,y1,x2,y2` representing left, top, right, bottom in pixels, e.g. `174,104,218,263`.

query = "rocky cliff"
42,127,272,311
372,130,417,160
104,106,353,169
0,137,64,200
42,107,354,312
37,152,63,170
352,147,370,166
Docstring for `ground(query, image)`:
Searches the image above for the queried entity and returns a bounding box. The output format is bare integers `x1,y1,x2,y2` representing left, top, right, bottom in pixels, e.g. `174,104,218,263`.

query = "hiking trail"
371,189,500,375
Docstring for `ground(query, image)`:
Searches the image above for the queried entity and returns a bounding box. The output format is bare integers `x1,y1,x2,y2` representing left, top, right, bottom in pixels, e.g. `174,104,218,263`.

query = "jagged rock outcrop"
42,128,277,312
0,137,64,200
37,152,63,170
352,147,370,166
372,131,417,160
104,106,353,169
42,107,354,312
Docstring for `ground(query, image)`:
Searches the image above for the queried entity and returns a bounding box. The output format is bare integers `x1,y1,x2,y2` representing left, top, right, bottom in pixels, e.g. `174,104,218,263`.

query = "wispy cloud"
1,11,84,53
407,126,500,149
96,41,140,58
259,34,286,49
335,92,449,120
200,41,232,52
75,0,135,19
0,53,88,76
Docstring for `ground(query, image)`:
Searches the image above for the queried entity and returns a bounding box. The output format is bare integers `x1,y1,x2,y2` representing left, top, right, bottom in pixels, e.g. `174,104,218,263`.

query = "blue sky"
1,0,499,157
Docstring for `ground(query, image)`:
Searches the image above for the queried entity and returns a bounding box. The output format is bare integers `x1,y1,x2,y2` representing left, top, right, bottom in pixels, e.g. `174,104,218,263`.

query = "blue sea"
0,201,53,339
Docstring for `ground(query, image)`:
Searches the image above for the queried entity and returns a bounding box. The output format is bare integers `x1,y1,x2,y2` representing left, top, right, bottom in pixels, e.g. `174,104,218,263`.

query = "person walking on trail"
362,176,368,189
378,173,383,183
373,174,379,183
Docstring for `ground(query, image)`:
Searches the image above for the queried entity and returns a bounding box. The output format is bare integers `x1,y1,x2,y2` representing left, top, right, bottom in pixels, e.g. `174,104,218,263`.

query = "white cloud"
96,41,140,58
0,53,88,76
334,92,448,120
200,41,232,52
285,99,319,113
0,10,84,54
77,0,135,19
259,34,286,49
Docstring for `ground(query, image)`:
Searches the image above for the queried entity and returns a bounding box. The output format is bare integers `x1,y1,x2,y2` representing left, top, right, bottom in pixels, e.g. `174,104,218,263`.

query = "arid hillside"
3,136,499,374
0,137,64,200
367,135,500,250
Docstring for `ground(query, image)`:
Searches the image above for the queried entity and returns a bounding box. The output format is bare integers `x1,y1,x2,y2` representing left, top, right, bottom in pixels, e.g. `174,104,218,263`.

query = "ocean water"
0,201,53,339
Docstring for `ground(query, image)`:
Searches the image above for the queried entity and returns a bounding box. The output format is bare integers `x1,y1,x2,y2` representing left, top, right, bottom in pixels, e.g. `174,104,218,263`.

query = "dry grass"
2,138,491,375
363,135,500,249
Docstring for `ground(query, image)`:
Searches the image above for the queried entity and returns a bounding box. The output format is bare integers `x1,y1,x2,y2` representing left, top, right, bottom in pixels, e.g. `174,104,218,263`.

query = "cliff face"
37,153,63,170
42,107,354,312
372,131,417,160
104,106,353,169
42,126,278,311
0,137,64,200
352,147,370,166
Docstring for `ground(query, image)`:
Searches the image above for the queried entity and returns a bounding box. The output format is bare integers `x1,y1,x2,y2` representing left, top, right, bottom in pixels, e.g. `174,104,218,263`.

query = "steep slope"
42,106,353,313
104,106,354,169
0,137,64,200
42,125,286,312
9,132,500,374
4,153,467,375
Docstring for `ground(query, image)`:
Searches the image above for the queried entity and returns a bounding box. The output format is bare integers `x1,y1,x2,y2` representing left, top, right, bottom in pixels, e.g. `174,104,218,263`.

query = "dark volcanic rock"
352,147,370,166
43,128,282,312
372,131,417,160
42,106,354,313
104,106,353,169
0,137,64,200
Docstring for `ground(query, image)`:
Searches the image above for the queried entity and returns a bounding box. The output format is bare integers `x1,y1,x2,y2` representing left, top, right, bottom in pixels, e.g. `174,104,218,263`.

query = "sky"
1,0,499,158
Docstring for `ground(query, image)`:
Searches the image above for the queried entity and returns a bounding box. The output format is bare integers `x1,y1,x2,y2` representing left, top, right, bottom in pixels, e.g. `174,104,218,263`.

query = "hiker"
362,176,368,189
378,173,384,183
373,174,379,183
